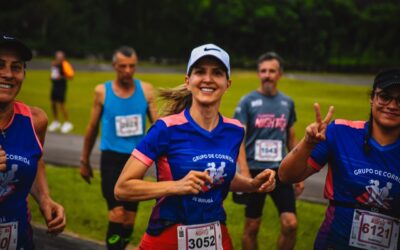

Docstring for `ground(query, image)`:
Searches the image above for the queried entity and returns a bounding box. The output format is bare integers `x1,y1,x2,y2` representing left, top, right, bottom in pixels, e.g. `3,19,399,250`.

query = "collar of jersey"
364,123,400,151
184,108,223,138
369,137,400,151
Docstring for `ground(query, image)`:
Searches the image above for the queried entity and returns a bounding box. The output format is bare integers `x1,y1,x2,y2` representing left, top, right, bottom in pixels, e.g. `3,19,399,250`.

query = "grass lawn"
20,69,370,135
23,69,371,248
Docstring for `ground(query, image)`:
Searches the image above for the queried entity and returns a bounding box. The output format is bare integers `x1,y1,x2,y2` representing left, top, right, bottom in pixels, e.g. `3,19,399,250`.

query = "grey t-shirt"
234,90,296,169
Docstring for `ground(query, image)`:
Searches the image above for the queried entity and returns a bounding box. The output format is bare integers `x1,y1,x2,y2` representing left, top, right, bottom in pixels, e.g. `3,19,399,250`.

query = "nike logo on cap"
3,35,14,40
204,47,220,52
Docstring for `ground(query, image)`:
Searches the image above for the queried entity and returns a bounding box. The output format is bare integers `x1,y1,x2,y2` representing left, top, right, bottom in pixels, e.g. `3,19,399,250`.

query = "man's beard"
262,78,274,93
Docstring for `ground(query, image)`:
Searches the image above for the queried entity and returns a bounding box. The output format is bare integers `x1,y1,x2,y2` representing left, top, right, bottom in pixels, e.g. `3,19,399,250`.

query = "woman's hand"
80,161,93,184
39,198,66,235
304,103,334,146
172,170,213,195
251,169,276,193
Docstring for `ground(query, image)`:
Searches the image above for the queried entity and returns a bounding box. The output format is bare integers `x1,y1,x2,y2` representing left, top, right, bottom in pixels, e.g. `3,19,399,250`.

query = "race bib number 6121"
349,209,399,250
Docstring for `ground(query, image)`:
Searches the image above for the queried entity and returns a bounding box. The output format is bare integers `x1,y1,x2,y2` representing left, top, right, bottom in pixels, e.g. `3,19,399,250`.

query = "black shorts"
100,150,139,212
51,79,67,102
245,169,296,219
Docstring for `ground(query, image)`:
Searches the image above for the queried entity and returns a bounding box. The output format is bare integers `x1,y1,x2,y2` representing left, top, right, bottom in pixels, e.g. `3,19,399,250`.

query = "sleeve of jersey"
288,100,297,127
132,120,169,168
307,122,335,171
233,97,248,125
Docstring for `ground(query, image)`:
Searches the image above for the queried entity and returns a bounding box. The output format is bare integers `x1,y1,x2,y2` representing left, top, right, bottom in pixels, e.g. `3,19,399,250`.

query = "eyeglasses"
375,91,400,107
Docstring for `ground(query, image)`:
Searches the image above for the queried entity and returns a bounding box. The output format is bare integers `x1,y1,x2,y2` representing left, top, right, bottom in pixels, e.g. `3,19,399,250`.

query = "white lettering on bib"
254,139,282,162
115,114,143,137
0,221,18,250
349,209,399,250
177,221,223,250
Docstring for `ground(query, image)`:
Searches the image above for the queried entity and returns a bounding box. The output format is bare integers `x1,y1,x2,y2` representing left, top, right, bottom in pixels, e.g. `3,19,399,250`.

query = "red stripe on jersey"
335,119,365,129
14,102,43,151
132,149,154,167
324,163,334,200
222,116,243,128
157,156,173,181
161,111,188,127
307,157,323,171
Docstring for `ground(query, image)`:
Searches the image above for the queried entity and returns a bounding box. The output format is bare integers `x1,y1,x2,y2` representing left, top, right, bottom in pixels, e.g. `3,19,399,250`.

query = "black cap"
0,33,32,61
373,68,400,89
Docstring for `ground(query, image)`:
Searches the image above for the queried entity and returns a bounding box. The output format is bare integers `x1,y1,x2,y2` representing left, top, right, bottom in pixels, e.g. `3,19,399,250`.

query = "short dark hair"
112,46,137,63
257,52,284,71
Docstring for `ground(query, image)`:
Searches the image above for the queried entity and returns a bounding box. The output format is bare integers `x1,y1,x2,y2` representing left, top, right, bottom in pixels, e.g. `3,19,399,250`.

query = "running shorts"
50,79,67,102
100,150,138,212
138,223,233,250
245,168,296,218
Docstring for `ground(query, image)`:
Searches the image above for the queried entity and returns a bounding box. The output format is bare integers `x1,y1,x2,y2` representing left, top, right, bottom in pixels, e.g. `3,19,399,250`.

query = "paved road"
33,224,105,250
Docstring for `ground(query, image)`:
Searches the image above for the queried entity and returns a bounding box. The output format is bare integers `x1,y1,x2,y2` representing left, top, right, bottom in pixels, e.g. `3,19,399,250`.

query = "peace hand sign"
304,103,334,145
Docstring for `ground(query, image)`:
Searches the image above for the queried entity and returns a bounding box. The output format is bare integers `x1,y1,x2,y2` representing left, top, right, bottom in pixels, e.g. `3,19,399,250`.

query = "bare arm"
230,169,276,193
115,156,213,202
29,107,66,234
142,82,158,124
237,125,251,178
286,126,305,196
279,103,334,183
287,126,298,151
80,84,104,183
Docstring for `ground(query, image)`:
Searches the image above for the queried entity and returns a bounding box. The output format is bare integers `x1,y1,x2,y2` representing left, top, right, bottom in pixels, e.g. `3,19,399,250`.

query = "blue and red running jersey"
308,119,400,249
133,108,244,236
0,102,43,249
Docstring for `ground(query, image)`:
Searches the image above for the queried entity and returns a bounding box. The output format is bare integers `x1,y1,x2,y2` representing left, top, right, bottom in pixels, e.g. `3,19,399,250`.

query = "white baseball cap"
186,43,230,78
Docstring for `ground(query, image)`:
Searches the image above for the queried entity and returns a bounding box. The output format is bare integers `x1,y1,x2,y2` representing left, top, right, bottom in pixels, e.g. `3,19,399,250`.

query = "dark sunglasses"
374,91,400,107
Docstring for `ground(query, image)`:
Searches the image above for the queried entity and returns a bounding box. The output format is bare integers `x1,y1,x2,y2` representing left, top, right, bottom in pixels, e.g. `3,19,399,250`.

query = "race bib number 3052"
349,209,399,250
177,221,223,250
0,221,18,250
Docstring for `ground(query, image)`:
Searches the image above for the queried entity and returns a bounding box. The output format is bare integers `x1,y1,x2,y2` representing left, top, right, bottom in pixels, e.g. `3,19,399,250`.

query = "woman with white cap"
279,68,400,249
115,43,276,249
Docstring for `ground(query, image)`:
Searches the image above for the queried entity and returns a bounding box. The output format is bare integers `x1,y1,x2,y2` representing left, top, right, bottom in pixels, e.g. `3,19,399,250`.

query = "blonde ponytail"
158,84,192,116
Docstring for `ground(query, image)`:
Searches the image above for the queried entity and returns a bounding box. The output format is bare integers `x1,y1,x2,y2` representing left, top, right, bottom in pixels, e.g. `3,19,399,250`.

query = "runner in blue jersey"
279,69,400,250
0,33,66,249
114,44,276,250
80,46,158,250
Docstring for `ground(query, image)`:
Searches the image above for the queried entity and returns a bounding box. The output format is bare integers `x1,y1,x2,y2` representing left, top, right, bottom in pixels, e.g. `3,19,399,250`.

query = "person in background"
233,52,304,250
279,68,400,249
80,46,158,250
114,43,276,250
48,50,75,133
0,33,66,249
